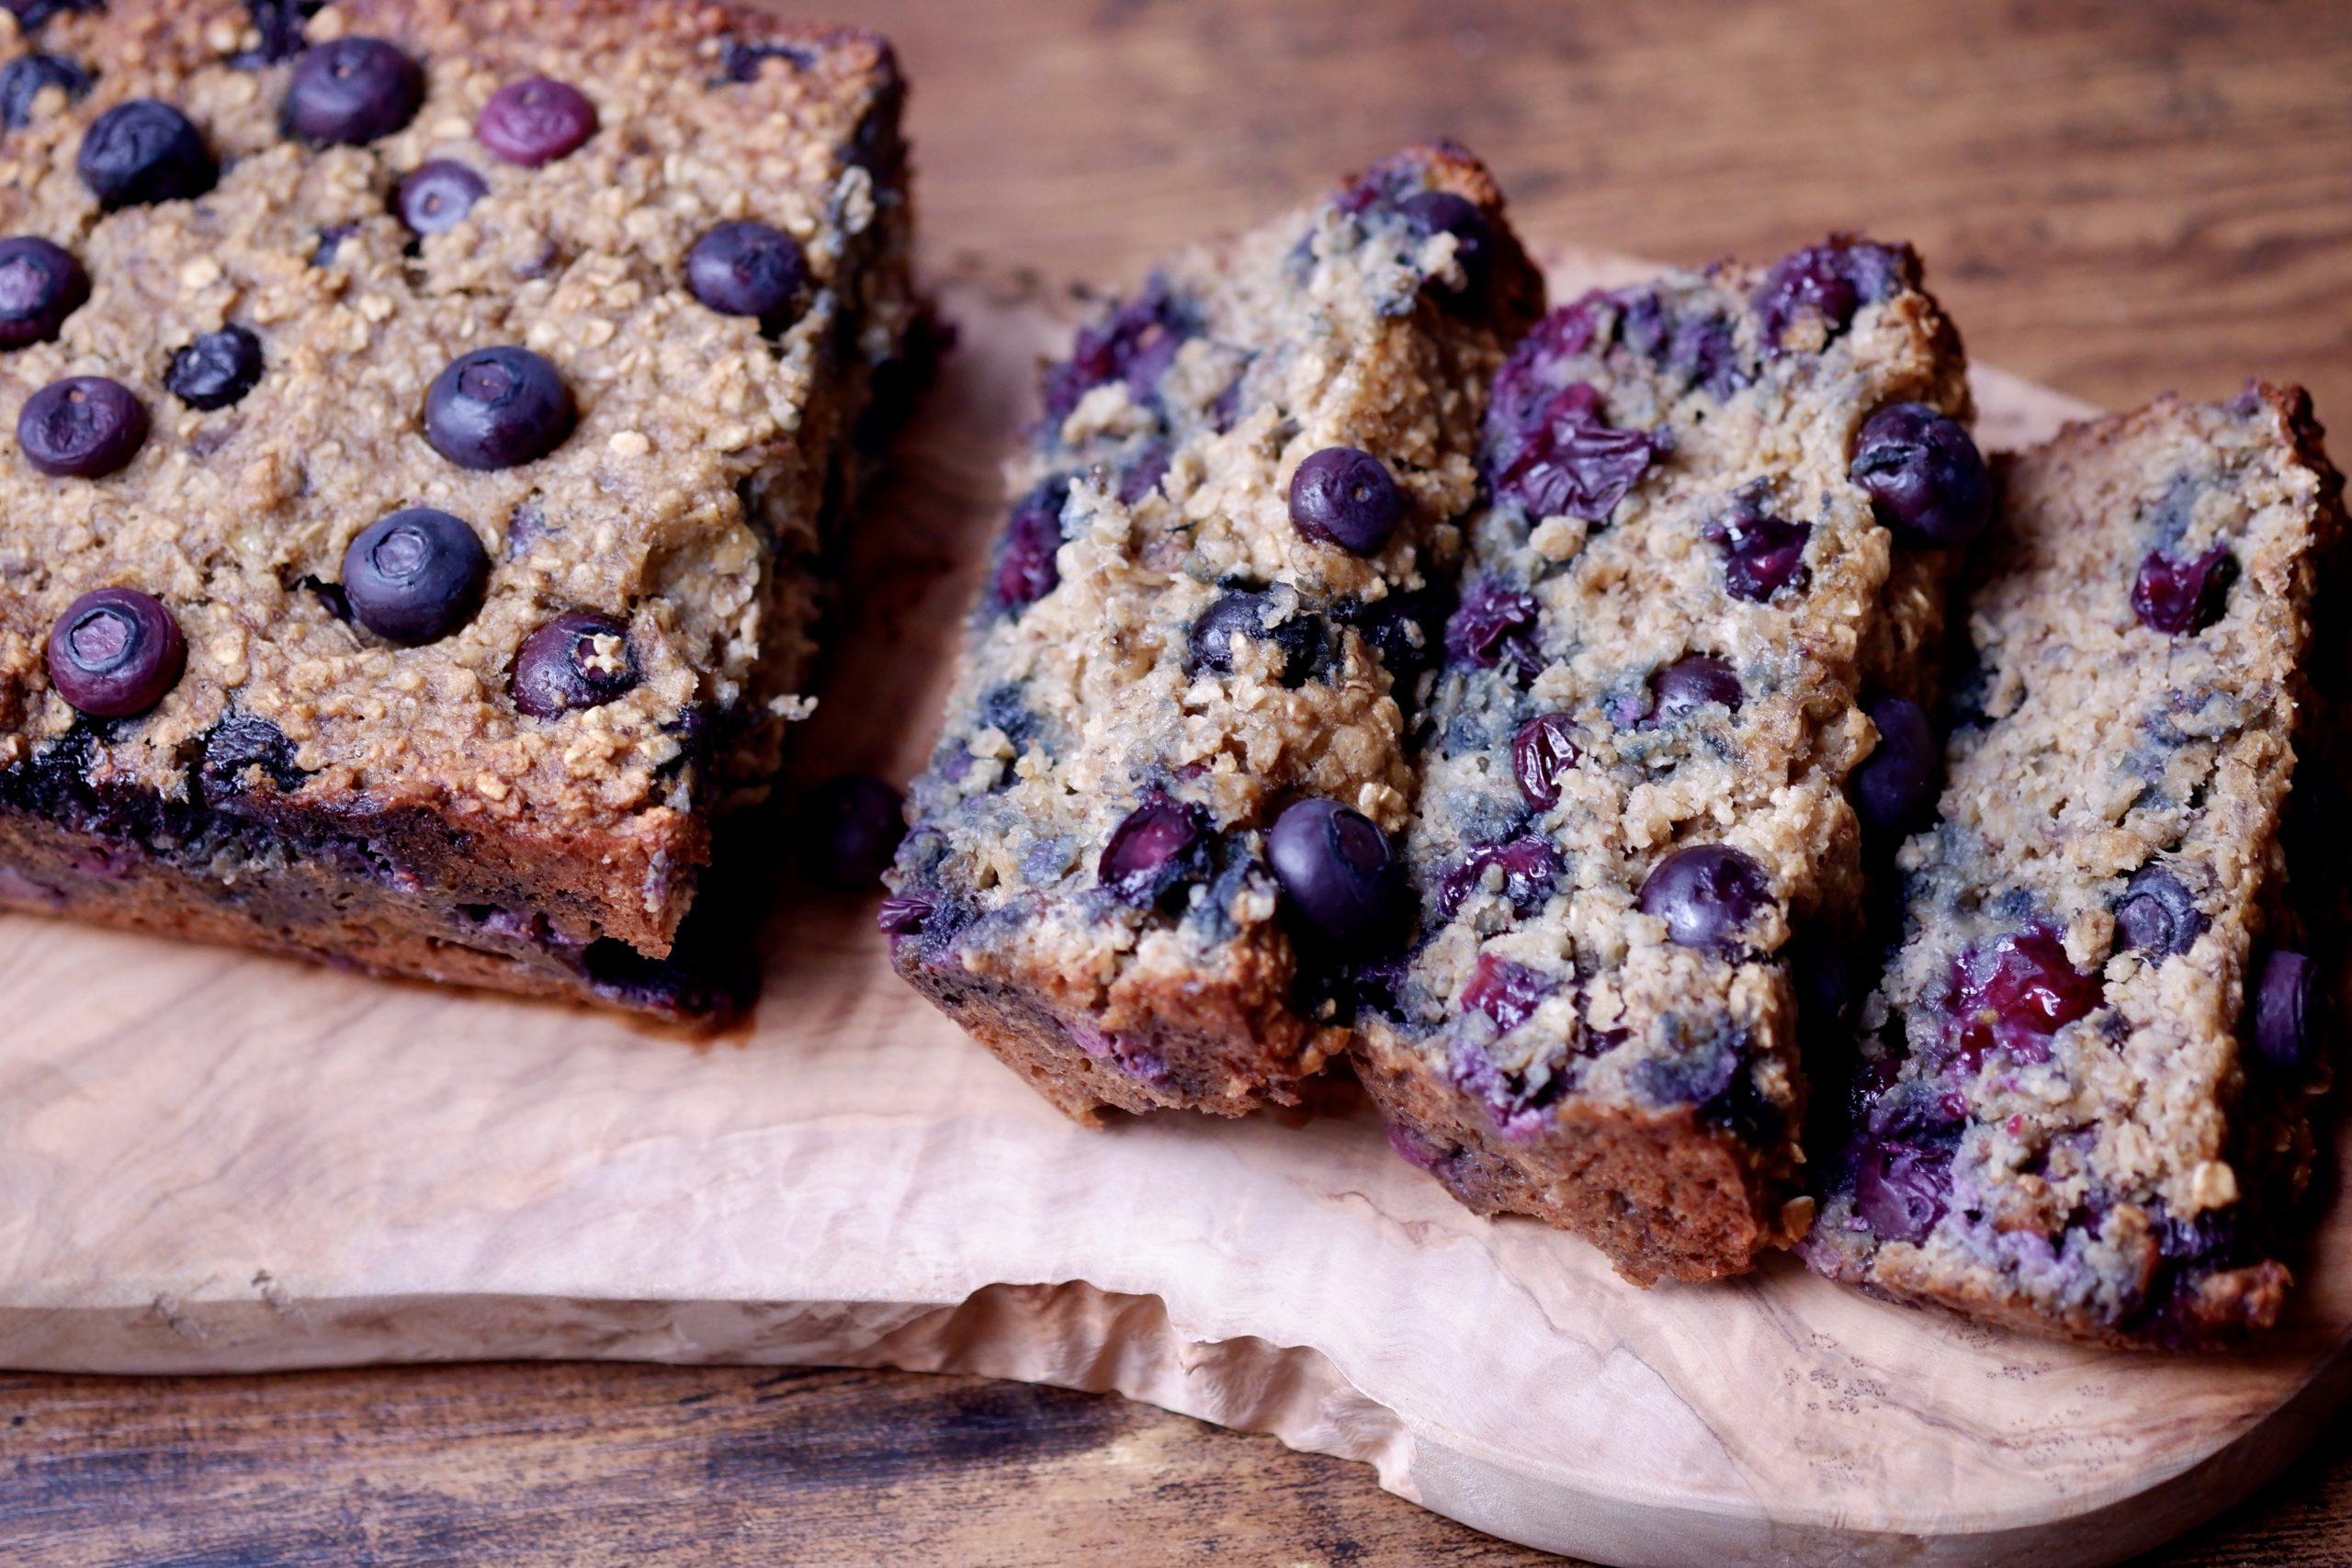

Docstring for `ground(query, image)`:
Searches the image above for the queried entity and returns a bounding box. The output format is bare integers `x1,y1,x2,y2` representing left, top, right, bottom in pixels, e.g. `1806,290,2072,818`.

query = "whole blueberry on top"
1511,712,1580,809
165,326,266,410
424,346,574,469
2112,864,2209,959
477,76,598,167
686,220,808,325
1289,446,1403,555
1849,403,1991,547
2132,545,2234,636
2252,950,2316,1074
1636,843,1774,955
1643,655,1743,727
1853,694,1939,836
0,52,91,130
285,37,424,145
396,160,489,235
45,586,186,719
1268,797,1402,953
18,376,147,478
1098,791,1210,909
77,99,217,209
340,508,491,646
798,773,908,891
512,612,638,717
0,235,88,350
1397,189,1495,310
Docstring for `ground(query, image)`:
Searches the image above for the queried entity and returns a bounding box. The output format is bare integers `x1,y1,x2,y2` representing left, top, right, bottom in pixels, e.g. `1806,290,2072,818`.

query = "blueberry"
1853,1138,1951,1245
798,773,907,891
1942,923,2103,1072
1644,655,1743,726
2112,865,2208,958
77,99,217,209
340,508,491,645
876,892,934,937
686,220,808,324
1853,694,1939,836
1510,712,1580,808
2252,950,2316,1073
200,712,308,796
1707,506,1812,602
1461,952,1555,1033
2132,546,2234,636
284,37,424,145
229,0,321,67
1636,844,1774,954
1443,578,1543,673
1435,834,1562,920
164,326,265,410
1040,276,1194,421
2,0,100,31
1397,189,1494,309
0,235,88,350
395,160,488,235
1347,584,1449,698
1267,797,1402,952
477,76,598,166
1753,239,1907,354
1097,791,1209,908
990,478,1066,612
1188,590,1321,685
45,587,186,719
1492,381,1657,524
424,346,574,469
1116,440,1170,506
18,376,147,478
1849,403,1991,548
511,612,638,717
0,52,91,130
1288,446,1403,555
717,37,817,83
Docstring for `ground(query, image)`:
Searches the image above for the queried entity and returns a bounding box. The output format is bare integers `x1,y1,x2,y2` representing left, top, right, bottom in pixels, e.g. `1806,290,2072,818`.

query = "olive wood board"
3,248,2345,1568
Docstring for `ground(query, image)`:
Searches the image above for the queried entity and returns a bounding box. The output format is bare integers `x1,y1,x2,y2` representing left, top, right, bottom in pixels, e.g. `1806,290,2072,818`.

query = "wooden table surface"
9,0,2352,1562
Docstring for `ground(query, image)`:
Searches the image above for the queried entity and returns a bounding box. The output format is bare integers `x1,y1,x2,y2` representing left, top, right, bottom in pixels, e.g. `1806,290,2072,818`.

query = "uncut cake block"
1801,387,2343,1348
0,0,919,1018
884,145,1543,1121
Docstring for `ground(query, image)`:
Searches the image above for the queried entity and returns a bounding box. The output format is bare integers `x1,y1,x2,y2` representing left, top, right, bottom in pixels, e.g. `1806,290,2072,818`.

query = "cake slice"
1801,387,2343,1348
0,0,921,1018
1353,240,1978,1283
884,145,1543,1121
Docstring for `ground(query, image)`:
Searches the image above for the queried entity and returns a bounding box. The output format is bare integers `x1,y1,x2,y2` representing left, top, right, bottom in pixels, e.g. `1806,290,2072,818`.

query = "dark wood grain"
7,0,2352,1562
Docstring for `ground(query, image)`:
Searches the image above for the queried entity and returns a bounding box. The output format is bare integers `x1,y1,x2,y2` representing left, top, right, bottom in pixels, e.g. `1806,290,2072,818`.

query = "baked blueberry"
477,75,597,166
284,37,424,145
686,220,808,324
424,346,574,469
1510,712,1580,808
798,773,908,891
0,52,91,130
0,235,87,350
1941,924,2103,1071
1636,844,1774,954
229,0,320,67
1188,590,1319,685
1268,797,1401,952
340,508,491,645
2,0,99,32
1753,239,1905,353
1435,834,1561,920
1492,381,1657,524
77,99,216,209
1645,655,1743,726
1853,694,1939,836
164,326,265,410
1443,578,1543,673
1708,506,1811,602
717,36,818,83
2252,950,2315,1073
1288,446,1403,554
45,587,186,719
1461,952,1555,1033
1852,1139,1951,1245
1849,402,1991,547
2112,865,2208,958
395,160,489,234
1397,189,1494,308
876,892,934,937
2132,545,2234,635
18,376,146,478
512,612,638,717
1098,792,1209,908
990,478,1065,611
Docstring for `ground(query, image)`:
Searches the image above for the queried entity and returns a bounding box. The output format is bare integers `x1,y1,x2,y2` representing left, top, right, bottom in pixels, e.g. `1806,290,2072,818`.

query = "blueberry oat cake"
1802,387,2344,1348
1353,241,1983,1284
0,0,919,1017
884,145,1543,1121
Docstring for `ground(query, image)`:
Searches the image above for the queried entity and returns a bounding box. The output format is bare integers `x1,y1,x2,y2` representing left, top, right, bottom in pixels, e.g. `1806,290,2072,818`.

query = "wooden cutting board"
3,251,2345,1568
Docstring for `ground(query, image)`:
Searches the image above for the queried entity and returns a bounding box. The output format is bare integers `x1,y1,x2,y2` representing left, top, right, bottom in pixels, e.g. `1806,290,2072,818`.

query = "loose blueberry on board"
1443,578,1544,673
1267,797,1402,952
77,99,217,209
0,52,91,130
1644,655,1743,726
1852,1138,1951,1245
396,160,490,235
1098,792,1210,908
424,346,574,469
798,773,908,891
2252,950,2316,1073
1435,833,1563,920
686,220,808,323
512,612,639,717
989,479,1066,611
1396,189,1494,309
1188,590,1320,685
1853,694,1939,836
18,376,147,478
2112,865,2209,958
1288,446,1403,555
1849,402,1991,547
1510,712,1580,808
45,587,186,719
1461,952,1556,1034
477,76,598,167
1941,923,2104,1071
284,37,424,145
2132,545,2235,635
1636,844,1774,954
1708,507,1812,602
164,326,266,410
0,235,88,350
340,509,491,645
